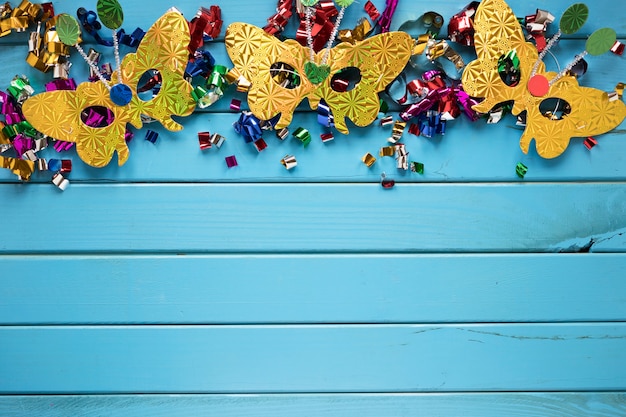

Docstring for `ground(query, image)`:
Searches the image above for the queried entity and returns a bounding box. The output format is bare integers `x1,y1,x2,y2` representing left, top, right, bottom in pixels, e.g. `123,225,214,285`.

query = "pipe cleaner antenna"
527,3,617,97
57,0,132,106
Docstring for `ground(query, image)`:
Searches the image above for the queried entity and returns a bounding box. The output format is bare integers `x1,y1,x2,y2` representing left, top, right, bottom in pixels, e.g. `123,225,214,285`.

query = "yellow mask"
225,23,413,134
462,0,626,158
22,11,196,167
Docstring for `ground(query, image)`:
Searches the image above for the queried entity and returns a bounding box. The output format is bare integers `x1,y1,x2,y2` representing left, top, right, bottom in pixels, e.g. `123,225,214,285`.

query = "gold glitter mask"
22,11,196,167
225,23,413,134
462,0,626,158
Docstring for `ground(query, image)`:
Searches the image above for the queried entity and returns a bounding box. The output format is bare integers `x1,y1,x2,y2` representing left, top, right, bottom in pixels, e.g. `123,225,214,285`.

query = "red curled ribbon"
188,6,223,54
447,2,479,46
264,0,293,35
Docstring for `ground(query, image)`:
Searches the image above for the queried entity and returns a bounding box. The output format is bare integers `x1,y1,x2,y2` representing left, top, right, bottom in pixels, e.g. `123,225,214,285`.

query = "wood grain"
1,393,625,417
1,254,625,325
1,183,625,253
1,324,625,393
0,0,624,413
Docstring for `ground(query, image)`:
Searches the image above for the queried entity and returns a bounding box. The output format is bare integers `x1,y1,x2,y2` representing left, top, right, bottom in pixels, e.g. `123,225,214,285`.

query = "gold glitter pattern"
22,11,195,167
462,0,626,158
225,23,413,134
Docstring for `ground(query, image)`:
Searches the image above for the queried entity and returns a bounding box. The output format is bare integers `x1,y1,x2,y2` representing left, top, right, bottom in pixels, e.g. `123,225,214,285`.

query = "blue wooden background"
1,0,626,415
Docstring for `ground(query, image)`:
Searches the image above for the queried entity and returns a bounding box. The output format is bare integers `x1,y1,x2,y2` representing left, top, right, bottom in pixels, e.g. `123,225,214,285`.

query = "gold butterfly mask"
22,11,195,167
461,0,626,158
225,23,413,134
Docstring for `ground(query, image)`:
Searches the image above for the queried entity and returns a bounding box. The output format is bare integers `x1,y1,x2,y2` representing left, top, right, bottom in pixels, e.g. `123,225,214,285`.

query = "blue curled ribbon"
76,8,145,47
316,99,335,128
144,130,158,143
233,112,263,143
185,50,216,78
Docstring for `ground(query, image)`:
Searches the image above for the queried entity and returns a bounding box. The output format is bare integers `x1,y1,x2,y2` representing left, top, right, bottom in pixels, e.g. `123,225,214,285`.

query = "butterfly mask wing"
461,0,626,158
22,11,196,168
225,23,315,129
312,31,413,133
225,23,413,134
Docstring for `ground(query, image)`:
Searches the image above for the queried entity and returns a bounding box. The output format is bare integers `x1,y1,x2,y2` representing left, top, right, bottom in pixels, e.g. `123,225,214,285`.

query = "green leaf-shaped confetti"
300,0,319,6
97,0,124,30
56,13,81,46
335,0,355,7
586,27,617,55
304,62,330,84
560,3,588,35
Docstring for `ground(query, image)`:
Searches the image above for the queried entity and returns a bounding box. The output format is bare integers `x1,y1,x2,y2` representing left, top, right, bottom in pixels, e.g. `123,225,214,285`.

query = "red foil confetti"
60,159,72,173
448,2,479,46
408,123,420,136
320,132,334,142
188,6,223,53
611,40,624,56
380,172,395,188
364,1,380,21
584,136,598,150
524,9,554,52
295,2,339,52
263,0,293,36
198,131,212,150
380,115,394,126
253,138,268,152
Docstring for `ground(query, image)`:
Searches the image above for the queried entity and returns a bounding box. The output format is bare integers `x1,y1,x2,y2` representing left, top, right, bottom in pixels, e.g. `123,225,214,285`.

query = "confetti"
361,152,376,167
410,161,424,174
516,162,528,178
198,132,212,150
380,172,395,188
583,136,597,150
280,154,297,170
225,155,238,168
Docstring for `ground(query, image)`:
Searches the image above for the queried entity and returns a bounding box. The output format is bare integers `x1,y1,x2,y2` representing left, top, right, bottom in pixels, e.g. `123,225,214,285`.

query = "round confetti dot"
560,3,588,35
56,14,81,46
527,74,550,97
97,0,124,30
586,27,617,56
110,83,133,106
336,0,355,7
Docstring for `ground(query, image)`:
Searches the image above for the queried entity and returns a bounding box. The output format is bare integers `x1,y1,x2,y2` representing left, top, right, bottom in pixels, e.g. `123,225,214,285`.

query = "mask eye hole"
498,50,521,87
539,98,571,120
81,106,114,128
270,63,301,89
331,67,361,92
137,69,162,102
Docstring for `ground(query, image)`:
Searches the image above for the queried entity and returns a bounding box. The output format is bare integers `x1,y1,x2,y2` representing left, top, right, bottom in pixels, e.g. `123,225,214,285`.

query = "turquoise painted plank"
1,324,625,393
0,183,625,253
2,254,626,324
1,393,625,417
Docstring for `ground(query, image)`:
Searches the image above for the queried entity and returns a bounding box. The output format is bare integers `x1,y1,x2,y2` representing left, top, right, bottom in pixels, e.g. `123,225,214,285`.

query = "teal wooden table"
1,0,626,415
